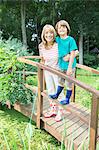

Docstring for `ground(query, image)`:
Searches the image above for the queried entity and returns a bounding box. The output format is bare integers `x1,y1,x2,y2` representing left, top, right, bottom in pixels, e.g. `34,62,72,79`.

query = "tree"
20,0,27,49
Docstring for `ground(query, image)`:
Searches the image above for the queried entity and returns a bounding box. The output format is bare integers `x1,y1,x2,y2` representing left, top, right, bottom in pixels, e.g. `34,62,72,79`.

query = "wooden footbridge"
15,56,99,150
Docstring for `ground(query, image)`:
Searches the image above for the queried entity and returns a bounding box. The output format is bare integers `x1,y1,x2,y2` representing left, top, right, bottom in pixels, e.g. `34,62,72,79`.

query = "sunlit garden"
0,0,99,150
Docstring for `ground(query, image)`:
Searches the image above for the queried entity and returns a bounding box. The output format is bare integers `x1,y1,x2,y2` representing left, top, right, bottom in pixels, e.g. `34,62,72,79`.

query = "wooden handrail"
37,63,99,97
17,56,99,97
19,56,42,59
17,57,39,67
77,64,99,75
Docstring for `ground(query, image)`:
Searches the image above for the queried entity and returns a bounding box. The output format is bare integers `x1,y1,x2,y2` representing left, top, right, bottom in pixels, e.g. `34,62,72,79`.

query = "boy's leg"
60,69,75,105
60,88,72,105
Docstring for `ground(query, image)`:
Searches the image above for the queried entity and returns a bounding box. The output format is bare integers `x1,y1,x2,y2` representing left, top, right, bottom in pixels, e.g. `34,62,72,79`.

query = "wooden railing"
18,56,99,150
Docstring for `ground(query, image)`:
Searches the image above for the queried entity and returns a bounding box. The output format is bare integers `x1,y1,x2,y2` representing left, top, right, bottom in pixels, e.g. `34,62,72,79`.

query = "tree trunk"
21,0,27,49
79,25,83,64
87,35,89,53
35,18,40,51
52,0,55,25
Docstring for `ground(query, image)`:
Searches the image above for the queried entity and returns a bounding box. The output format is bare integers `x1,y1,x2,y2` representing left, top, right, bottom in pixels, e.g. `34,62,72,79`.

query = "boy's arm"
66,51,75,76
75,50,79,57
63,50,79,62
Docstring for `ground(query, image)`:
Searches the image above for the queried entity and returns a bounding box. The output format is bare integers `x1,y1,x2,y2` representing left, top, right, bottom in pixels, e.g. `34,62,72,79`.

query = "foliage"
26,75,38,86
0,37,34,104
83,53,97,67
0,0,99,63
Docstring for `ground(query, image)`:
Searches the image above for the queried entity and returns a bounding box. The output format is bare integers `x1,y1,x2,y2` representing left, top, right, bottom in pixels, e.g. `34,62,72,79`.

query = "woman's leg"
49,74,65,99
44,71,56,95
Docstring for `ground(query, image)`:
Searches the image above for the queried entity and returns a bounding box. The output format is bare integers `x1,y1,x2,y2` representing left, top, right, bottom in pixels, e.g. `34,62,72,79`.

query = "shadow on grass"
0,104,36,126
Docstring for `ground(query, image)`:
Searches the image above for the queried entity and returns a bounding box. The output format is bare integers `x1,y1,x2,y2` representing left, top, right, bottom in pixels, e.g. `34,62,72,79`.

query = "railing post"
37,67,43,128
89,94,99,150
23,69,26,81
43,74,46,91
71,69,76,102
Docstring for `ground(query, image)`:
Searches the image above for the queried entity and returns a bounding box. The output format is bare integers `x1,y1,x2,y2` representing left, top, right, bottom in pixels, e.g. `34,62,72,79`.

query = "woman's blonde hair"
41,24,56,46
55,20,70,35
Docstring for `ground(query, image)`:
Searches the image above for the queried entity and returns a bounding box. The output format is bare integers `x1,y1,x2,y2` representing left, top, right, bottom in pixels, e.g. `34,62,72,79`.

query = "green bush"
0,37,35,104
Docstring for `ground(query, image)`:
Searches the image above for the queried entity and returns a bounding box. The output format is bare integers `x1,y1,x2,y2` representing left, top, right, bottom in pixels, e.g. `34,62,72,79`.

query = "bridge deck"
14,98,99,150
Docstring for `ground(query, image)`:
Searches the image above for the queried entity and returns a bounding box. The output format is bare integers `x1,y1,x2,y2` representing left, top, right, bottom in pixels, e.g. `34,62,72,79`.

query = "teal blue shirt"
56,36,78,70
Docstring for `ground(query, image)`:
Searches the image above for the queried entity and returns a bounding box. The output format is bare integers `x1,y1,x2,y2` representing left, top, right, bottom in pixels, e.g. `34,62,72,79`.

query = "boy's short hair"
55,20,70,35
41,24,56,46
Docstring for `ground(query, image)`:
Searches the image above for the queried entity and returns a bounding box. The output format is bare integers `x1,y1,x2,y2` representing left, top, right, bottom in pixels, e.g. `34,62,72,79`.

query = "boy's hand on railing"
63,54,70,62
66,67,72,76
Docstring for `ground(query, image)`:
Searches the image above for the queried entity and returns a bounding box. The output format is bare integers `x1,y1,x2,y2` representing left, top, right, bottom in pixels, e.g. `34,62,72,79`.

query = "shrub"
0,37,35,104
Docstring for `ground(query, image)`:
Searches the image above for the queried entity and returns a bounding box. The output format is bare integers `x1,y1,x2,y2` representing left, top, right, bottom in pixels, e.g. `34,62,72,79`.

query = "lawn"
0,105,60,150
76,69,99,108
0,68,99,150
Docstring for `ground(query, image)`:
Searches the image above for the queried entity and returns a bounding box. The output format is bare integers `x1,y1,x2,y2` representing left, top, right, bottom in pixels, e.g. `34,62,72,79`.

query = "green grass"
0,105,60,150
75,69,99,109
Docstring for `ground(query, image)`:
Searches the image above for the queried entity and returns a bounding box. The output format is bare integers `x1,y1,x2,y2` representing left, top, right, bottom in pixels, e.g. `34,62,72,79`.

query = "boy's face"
44,29,54,43
57,24,68,37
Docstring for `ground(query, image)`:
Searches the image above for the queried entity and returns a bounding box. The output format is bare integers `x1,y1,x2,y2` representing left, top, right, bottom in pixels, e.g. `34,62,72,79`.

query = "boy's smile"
58,25,68,38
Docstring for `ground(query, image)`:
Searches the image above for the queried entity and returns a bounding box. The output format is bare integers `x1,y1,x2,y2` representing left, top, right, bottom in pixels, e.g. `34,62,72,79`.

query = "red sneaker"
44,111,56,118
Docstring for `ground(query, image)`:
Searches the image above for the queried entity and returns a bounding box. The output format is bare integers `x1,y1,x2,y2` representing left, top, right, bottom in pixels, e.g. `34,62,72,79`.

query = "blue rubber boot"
60,90,72,105
49,86,64,99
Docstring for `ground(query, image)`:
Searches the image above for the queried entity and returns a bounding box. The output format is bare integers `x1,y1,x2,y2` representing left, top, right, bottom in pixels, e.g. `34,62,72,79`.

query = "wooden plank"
71,69,76,102
16,71,37,75
66,123,88,141
65,120,85,137
37,67,43,128
76,63,99,75
77,136,89,150
68,103,89,116
58,116,82,134
14,102,36,122
43,99,50,110
89,95,99,150
74,128,89,146
46,111,72,127
21,56,42,59
43,121,62,142
24,84,38,93
17,57,39,67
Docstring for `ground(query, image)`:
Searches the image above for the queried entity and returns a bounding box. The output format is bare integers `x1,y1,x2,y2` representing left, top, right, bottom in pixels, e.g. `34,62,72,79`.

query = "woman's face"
44,29,54,43
57,24,68,37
